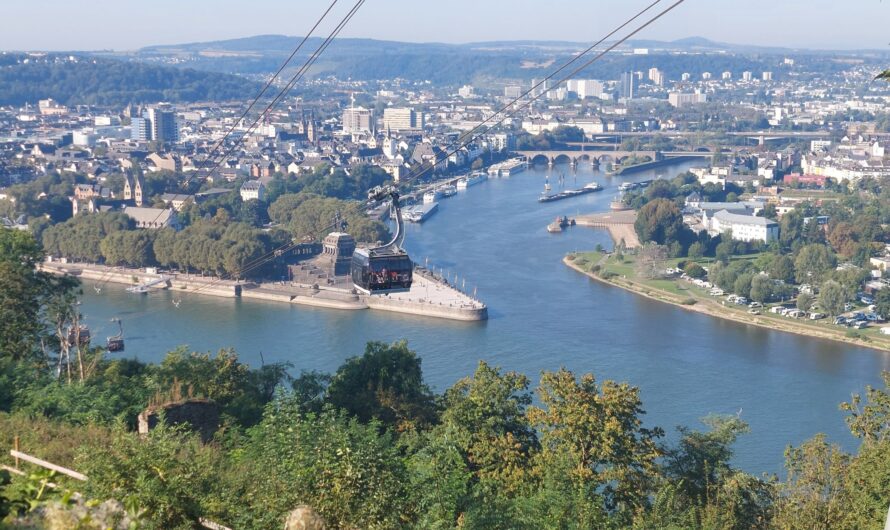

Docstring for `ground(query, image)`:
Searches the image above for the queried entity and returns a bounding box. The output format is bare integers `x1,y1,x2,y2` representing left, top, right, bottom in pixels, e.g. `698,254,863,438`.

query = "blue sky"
1,0,887,51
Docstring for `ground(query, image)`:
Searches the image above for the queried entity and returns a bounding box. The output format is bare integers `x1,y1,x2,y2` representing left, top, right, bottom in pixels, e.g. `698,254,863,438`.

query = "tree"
684,262,706,279
780,211,806,249
769,255,795,284
733,272,754,298
664,415,750,506
750,274,773,304
797,291,815,312
0,229,79,364
875,288,890,320
636,243,670,279
237,400,411,530
634,198,691,247
528,369,662,523
827,222,860,258
440,362,537,491
773,435,849,530
687,241,705,260
794,244,837,284
326,341,437,431
818,280,848,317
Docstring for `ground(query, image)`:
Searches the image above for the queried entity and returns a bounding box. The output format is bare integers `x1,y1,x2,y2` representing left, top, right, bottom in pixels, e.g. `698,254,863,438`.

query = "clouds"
1,0,887,51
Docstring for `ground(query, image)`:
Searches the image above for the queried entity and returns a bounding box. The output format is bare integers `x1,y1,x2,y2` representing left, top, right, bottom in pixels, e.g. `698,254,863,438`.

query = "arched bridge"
515,149,716,167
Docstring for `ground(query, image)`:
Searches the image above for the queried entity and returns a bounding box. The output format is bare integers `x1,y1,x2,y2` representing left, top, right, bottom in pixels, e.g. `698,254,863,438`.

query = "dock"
574,210,641,249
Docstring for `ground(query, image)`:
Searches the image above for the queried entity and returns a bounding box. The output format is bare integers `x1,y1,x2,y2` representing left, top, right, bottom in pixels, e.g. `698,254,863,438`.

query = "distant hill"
94,35,885,85
0,54,262,107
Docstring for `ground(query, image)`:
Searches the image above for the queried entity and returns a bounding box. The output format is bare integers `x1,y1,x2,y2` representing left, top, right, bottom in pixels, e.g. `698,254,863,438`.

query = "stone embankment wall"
42,262,487,321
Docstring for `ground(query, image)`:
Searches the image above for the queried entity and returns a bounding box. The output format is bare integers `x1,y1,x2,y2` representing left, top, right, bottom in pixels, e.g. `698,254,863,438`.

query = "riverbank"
41,262,487,322
563,253,890,353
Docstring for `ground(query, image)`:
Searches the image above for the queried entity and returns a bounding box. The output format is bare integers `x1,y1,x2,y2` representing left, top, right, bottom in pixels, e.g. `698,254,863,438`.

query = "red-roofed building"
783,173,827,187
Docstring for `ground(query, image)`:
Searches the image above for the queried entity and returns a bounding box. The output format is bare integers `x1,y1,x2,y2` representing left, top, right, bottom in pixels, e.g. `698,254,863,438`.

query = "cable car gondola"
67,325,91,346
106,318,125,352
351,186,413,295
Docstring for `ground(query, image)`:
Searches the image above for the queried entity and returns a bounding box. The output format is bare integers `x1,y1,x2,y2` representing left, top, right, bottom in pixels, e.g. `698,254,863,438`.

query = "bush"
684,262,707,279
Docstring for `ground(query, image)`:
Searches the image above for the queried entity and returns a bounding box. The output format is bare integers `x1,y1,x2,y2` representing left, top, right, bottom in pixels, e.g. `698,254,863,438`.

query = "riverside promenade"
574,210,640,249
41,261,487,322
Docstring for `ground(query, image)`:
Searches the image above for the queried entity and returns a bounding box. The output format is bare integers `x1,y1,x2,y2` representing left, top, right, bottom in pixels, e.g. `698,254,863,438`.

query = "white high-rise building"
458,85,475,98
342,106,373,133
648,68,664,86
702,72,712,80
681,72,691,81
668,91,708,108
147,106,180,144
566,79,605,99
504,85,523,98
762,71,773,81
742,71,753,82
382,108,424,132
722,71,732,80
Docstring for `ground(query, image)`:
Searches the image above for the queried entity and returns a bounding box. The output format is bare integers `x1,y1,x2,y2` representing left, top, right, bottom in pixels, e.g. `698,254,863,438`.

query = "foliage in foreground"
3,228,890,528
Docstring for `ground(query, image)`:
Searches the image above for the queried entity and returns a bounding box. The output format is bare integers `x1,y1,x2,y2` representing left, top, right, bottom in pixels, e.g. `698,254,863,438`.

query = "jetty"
574,210,640,249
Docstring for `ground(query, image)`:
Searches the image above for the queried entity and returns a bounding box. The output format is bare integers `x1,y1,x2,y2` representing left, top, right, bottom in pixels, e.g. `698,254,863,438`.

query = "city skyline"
1,0,888,52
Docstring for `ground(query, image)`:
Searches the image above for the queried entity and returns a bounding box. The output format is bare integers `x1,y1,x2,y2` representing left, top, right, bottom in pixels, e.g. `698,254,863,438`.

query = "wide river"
80,160,890,473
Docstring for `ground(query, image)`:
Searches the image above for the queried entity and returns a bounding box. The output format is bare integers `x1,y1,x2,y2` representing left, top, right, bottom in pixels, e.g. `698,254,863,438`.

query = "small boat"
538,181,603,203
126,285,150,294
456,171,486,189
404,202,439,223
547,216,573,233
423,190,443,204
438,184,457,198
544,176,552,193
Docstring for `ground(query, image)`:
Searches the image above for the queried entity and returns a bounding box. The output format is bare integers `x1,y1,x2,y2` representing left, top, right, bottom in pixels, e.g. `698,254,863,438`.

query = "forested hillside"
0,54,261,106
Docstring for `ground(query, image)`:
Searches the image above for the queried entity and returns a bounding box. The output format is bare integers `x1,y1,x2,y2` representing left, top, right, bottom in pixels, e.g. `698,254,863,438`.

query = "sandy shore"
563,256,890,353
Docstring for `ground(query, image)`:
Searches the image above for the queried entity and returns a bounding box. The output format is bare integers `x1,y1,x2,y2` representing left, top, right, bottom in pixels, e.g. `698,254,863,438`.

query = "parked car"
834,316,847,326
809,313,826,320
748,309,761,315
710,289,724,296
749,302,763,309
853,321,869,330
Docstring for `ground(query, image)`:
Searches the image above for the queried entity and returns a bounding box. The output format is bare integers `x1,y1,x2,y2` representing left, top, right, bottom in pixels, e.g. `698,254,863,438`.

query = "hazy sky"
1,0,887,51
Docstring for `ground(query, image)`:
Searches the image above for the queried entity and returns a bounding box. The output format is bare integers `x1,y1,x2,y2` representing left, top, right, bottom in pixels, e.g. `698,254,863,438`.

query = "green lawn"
569,250,890,347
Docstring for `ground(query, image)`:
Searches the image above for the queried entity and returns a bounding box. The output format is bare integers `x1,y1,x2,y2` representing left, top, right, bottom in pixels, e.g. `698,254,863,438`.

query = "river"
79,160,890,473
